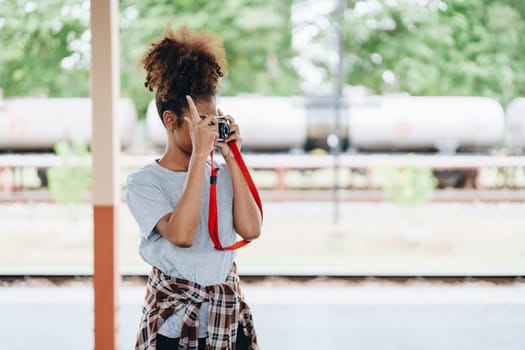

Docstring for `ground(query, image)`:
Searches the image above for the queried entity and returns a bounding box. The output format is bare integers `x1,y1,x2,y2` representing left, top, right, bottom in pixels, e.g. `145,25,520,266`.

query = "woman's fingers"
226,116,238,136
222,113,235,124
200,114,216,127
229,122,239,132
226,132,242,143
217,109,236,124
185,95,200,123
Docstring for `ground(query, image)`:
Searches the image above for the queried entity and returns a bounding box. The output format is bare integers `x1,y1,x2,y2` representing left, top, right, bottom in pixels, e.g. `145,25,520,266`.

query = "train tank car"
146,96,308,152
304,95,349,151
348,96,506,153
0,97,137,151
505,98,525,153
145,94,507,154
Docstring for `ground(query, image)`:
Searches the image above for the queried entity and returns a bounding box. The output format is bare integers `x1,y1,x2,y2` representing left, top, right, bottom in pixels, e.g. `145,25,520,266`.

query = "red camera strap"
208,141,263,250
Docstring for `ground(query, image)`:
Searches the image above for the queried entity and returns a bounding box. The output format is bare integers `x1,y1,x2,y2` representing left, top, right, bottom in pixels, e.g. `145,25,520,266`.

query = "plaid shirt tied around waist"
135,264,259,350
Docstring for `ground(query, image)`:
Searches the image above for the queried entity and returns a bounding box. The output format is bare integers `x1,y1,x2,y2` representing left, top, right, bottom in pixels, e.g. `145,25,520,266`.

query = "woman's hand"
214,108,241,158
213,108,261,240
184,95,217,157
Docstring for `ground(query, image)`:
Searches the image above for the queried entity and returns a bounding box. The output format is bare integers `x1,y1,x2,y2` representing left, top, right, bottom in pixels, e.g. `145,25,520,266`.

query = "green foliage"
47,138,91,221
120,0,301,117
342,0,525,105
3,0,525,113
0,0,300,119
379,161,436,205
0,0,90,97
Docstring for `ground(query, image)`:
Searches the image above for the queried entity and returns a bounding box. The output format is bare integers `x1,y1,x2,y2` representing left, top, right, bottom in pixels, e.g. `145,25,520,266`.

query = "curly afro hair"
141,25,228,126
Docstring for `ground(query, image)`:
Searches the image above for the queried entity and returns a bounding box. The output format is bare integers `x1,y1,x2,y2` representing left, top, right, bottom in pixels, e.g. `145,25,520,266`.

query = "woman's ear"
162,111,176,131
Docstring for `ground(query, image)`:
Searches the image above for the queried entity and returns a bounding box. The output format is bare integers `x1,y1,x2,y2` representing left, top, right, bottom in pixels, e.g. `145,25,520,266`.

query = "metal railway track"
0,271,523,284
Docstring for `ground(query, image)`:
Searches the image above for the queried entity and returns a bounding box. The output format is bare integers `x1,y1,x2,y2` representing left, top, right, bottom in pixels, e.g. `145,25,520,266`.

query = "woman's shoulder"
127,161,161,187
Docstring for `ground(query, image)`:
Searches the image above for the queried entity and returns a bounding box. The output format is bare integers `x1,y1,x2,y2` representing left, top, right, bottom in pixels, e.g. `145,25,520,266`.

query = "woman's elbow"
247,231,261,240
239,226,262,240
161,219,197,248
174,239,193,248
165,231,194,248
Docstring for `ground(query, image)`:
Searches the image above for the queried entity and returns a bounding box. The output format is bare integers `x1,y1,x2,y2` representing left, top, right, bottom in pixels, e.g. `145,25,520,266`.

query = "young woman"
126,26,262,350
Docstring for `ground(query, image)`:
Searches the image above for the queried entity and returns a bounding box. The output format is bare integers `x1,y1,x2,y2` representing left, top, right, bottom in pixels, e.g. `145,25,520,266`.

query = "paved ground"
1,201,525,349
2,201,525,275
1,278,524,350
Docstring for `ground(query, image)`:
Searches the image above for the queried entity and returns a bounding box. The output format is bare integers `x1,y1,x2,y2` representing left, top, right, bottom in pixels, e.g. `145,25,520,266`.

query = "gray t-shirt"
126,159,237,338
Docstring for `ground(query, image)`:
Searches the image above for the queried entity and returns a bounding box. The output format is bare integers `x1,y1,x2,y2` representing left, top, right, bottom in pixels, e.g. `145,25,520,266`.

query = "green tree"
120,0,301,117
380,165,436,205
340,0,525,104
0,0,90,97
0,0,301,118
47,138,91,222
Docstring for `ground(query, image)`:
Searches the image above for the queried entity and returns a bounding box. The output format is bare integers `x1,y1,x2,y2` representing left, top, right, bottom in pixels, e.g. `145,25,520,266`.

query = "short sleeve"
126,173,173,240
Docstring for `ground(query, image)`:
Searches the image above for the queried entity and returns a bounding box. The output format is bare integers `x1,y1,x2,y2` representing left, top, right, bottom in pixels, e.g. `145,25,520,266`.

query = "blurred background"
0,0,525,349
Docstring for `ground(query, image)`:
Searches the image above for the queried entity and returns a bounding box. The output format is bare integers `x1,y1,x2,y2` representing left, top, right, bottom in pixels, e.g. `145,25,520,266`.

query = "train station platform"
1,200,525,349
1,277,524,349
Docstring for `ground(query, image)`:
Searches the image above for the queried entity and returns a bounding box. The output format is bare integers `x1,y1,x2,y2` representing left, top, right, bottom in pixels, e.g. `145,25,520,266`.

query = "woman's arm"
215,112,262,240
155,96,218,247
155,152,208,247
224,151,262,240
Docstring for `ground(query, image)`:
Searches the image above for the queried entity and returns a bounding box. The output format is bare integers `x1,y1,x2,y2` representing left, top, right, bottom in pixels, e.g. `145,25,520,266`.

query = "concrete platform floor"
0,278,524,349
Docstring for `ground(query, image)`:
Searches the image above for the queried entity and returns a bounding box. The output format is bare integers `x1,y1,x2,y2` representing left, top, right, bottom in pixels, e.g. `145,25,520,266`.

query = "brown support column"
90,1,120,349
93,205,119,348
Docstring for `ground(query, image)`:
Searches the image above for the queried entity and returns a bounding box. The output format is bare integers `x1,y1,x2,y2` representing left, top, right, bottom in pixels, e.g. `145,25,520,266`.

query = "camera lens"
219,123,230,140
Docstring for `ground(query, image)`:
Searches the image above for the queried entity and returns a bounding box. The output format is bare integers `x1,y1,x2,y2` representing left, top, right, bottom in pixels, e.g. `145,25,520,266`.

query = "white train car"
0,94,508,155
0,97,137,151
505,98,525,151
146,96,309,152
348,96,505,152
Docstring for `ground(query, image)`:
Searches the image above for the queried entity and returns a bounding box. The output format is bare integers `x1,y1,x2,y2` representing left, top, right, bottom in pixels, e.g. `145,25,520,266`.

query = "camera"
200,115,230,141
216,116,230,141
